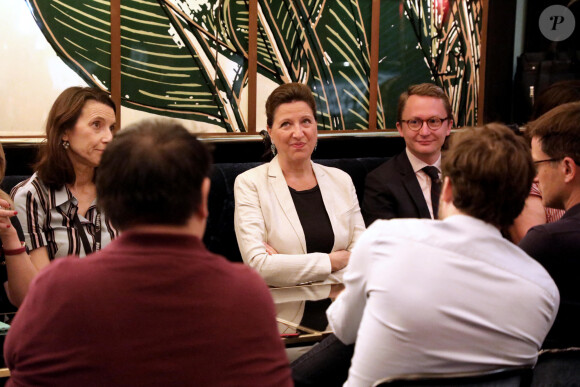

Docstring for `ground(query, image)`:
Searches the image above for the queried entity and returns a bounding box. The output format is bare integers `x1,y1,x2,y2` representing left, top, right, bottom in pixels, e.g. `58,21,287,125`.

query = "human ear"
563,157,577,183
396,122,403,137
199,177,211,219
440,176,453,204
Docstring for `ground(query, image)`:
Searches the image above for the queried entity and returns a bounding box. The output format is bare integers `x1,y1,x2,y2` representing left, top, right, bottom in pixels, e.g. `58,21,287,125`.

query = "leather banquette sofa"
1,157,388,263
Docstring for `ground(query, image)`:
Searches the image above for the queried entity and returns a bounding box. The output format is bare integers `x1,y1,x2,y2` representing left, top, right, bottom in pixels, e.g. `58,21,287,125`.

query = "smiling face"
396,95,452,165
267,100,317,166
62,100,116,170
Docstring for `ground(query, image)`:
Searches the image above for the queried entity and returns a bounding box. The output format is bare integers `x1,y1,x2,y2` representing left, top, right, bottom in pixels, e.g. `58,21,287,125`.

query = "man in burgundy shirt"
4,119,292,386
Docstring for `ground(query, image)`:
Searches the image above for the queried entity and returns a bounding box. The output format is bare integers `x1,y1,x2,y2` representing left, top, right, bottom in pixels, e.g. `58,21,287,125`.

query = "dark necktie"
422,166,441,219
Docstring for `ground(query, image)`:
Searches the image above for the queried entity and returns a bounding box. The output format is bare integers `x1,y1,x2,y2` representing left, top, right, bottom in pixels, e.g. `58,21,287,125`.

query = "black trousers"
291,333,355,387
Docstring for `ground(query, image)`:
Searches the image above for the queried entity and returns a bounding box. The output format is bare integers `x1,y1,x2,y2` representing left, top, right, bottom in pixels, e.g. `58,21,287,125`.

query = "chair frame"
372,366,533,387
530,347,580,386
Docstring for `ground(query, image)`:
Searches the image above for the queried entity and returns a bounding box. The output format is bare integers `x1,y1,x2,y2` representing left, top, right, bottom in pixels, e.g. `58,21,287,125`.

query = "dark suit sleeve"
518,226,552,264
362,171,398,226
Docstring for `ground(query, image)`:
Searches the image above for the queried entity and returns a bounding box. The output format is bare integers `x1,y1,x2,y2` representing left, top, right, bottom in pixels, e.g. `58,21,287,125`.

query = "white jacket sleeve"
234,170,331,287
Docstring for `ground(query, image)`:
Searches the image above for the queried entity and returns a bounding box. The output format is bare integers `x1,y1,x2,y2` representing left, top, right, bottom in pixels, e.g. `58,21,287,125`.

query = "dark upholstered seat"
2,158,389,263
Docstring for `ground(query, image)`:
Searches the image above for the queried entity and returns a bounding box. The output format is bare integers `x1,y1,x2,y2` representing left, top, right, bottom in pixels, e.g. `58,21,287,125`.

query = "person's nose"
291,124,305,138
418,121,431,135
102,128,114,143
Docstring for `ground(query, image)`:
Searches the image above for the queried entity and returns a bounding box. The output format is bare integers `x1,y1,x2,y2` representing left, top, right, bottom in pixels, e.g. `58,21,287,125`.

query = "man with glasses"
363,83,453,226
519,101,580,349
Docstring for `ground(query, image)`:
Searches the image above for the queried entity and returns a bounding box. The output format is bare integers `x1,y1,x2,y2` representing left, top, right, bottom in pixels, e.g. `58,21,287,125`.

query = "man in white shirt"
327,124,559,387
362,83,453,226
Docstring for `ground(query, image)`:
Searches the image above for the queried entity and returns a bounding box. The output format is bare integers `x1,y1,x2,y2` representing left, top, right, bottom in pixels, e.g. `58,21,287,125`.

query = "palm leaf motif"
404,0,482,126
25,0,385,131
252,0,386,130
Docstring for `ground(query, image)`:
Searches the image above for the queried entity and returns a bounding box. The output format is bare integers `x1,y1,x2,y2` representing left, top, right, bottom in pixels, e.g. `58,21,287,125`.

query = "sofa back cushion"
0,157,389,263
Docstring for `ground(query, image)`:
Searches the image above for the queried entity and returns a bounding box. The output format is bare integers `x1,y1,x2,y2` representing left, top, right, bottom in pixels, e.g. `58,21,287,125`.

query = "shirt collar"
53,184,76,208
405,148,442,173
52,185,97,212
443,214,501,237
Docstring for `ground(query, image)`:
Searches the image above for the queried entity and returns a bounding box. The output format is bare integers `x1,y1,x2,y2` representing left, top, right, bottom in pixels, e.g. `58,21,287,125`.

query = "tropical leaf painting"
25,0,480,131
403,0,482,127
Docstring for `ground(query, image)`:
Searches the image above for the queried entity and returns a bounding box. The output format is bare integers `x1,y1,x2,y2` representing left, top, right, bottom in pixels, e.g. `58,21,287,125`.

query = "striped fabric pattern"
530,183,565,223
11,173,118,260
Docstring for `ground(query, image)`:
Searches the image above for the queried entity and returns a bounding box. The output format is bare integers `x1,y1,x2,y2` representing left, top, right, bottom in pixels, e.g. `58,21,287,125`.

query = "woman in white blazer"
234,83,365,287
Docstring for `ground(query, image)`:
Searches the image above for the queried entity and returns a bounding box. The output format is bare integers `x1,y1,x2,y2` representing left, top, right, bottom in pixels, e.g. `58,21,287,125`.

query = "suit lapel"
268,157,307,253
397,152,432,218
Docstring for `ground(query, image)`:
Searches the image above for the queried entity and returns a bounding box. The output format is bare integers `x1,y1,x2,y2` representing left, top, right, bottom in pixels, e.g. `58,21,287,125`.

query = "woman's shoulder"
11,173,48,200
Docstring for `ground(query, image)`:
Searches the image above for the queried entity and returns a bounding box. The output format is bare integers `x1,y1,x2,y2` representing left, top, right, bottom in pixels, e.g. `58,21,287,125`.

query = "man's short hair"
96,119,212,230
442,123,535,228
397,83,452,121
527,101,580,165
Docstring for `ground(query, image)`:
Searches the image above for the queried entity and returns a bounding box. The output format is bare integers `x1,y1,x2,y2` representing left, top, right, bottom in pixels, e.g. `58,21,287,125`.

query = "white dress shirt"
406,148,441,219
327,215,559,387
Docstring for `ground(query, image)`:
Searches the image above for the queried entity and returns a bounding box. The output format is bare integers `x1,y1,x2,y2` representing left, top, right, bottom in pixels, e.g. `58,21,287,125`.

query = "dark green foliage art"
26,0,481,131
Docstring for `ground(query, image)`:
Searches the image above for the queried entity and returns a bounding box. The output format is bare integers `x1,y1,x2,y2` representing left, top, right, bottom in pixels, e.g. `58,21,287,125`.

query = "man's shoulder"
366,151,408,181
172,245,271,294
529,210,580,238
524,212,580,256
364,217,433,239
26,256,88,297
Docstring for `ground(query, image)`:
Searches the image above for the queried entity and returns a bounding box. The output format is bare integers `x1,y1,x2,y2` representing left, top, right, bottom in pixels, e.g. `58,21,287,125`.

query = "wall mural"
25,0,481,131
404,0,482,126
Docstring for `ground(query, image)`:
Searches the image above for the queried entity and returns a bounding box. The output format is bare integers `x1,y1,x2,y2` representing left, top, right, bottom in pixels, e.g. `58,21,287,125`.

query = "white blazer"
234,156,365,287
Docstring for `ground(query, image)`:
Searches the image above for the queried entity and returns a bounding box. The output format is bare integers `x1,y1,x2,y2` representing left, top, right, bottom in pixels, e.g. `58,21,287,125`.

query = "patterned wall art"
403,0,482,127
25,0,481,132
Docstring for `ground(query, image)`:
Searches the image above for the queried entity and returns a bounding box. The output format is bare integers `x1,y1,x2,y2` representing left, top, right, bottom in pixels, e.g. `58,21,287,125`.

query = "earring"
314,142,318,152
62,140,70,150
270,143,277,156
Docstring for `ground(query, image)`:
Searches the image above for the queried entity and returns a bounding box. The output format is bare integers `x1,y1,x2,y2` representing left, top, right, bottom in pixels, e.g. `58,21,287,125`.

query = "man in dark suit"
519,101,580,349
363,83,453,226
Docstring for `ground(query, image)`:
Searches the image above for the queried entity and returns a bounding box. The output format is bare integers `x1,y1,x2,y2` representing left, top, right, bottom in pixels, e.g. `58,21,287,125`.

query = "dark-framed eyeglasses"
533,158,562,173
533,158,562,165
399,117,450,131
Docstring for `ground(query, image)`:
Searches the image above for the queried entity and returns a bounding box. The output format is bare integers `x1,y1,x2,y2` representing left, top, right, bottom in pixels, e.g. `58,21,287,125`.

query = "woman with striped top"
8,87,119,305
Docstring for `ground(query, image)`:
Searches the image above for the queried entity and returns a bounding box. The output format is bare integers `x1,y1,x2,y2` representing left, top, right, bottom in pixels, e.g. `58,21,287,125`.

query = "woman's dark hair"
530,80,580,120
96,119,212,230
35,87,116,188
265,83,316,128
